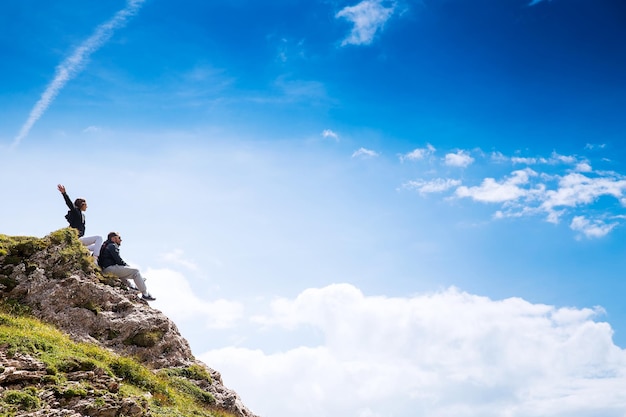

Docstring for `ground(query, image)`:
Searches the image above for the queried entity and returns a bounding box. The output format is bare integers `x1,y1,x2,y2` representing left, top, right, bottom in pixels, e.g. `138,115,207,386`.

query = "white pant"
79,235,103,257
102,265,149,296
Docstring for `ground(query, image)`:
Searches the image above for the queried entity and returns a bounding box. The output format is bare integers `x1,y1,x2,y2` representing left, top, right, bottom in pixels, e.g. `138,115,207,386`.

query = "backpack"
97,241,111,268
65,209,79,225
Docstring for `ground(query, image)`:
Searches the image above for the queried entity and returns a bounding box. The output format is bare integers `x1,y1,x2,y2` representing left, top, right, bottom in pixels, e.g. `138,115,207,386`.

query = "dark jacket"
98,240,127,269
61,192,85,237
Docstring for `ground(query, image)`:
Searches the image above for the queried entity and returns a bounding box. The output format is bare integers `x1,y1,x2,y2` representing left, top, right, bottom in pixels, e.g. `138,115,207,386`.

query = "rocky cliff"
0,229,259,417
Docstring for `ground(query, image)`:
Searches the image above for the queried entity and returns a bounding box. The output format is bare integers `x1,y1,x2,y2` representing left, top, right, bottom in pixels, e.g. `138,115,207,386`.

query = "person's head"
74,198,87,211
107,232,122,245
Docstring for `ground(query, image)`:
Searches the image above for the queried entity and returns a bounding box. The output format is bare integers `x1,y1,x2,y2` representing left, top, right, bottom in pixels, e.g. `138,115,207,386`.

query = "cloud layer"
200,283,626,417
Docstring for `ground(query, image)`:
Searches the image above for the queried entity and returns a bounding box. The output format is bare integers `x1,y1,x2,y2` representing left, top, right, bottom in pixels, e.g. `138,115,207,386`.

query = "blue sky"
2,0,626,416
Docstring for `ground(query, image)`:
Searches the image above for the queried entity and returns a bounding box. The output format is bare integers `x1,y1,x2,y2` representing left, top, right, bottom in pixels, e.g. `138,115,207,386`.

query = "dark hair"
74,198,86,208
107,232,120,240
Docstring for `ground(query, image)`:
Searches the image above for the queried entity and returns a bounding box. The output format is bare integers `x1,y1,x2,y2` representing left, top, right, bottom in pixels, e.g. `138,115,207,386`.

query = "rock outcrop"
0,229,258,417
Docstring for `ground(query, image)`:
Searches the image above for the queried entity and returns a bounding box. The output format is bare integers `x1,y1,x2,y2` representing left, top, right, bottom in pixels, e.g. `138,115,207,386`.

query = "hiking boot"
142,294,156,301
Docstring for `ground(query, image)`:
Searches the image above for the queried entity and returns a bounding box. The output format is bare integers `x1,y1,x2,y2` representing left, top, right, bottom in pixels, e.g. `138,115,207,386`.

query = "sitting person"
98,232,156,301
58,184,103,260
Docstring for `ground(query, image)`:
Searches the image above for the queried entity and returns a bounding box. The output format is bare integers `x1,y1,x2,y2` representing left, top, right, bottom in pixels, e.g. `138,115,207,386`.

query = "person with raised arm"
57,184,103,261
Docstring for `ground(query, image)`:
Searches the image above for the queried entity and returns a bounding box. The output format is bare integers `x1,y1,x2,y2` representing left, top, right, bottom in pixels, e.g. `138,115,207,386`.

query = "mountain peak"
0,229,259,417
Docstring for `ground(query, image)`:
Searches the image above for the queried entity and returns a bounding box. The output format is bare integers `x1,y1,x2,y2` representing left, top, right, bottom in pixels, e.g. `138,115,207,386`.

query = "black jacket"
98,240,127,269
61,192,85,237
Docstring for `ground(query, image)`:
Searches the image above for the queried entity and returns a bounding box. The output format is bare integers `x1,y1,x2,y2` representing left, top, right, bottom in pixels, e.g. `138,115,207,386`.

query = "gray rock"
0,231,260,417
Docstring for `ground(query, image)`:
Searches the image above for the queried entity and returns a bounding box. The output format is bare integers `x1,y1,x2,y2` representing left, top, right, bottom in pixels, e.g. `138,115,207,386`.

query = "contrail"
11,0,146,148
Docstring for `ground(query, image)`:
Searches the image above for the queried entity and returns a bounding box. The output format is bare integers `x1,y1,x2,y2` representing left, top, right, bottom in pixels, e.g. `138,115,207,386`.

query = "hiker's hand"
57,184,66,193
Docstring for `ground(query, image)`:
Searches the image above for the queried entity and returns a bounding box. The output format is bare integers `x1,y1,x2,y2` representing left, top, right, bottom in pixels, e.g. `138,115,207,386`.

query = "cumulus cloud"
402,178,461,194
490,151,508,163
336,0,395,46
456,169,538,203
570,216,617,239
550,151,577,165
12,0,145,147
200,283,626,417
444,150,474,167
404,147,626,238
352,147,379,159
322,129,339,141
504,152,579,166
399,144,436,162
540,173,626,219
147,268,243,329
456,170,626,229
511,156,547,165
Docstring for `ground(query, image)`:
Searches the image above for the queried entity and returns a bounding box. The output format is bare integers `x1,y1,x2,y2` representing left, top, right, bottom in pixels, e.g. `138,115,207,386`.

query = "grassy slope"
0,231,238,417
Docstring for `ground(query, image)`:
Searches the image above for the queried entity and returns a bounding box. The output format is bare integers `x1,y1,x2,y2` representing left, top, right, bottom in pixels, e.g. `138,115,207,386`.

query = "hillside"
0,229,259,417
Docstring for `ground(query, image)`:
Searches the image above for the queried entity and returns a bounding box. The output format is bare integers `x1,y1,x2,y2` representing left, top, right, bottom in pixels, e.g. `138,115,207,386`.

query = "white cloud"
82,126,101,134
444,150,474,168
585,143,607,150
200,283,626,417
453,168,626,233
502,152,580,167
147,268,243,329
570,216,617,239
491,151,508,163
322,129,339,141
352,147,379,159
455,169,537,203
550,151,577,165
161,249,199,271
336,0,396,46
541,173,626,215
400,144,436,162
575,162,593,172
404,147,626,237
511,156,547,165
403,178,461,194
12,0,146,147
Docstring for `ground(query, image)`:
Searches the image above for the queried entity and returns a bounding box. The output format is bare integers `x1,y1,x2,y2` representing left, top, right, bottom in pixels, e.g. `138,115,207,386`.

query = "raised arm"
57,184,75,211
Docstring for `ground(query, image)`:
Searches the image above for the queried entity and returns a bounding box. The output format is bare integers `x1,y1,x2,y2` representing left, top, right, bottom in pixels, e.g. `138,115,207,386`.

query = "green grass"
2,388,40,411
0,305,238,416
